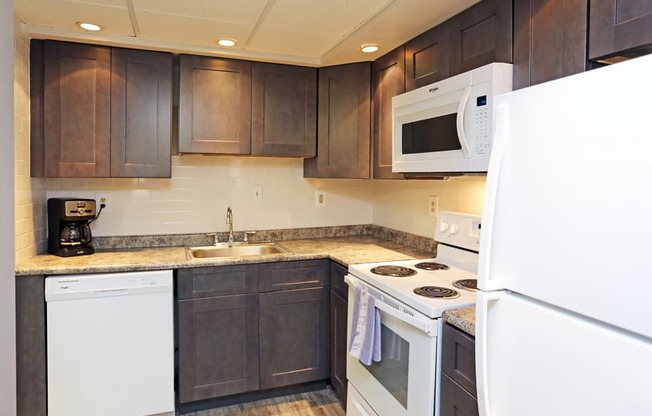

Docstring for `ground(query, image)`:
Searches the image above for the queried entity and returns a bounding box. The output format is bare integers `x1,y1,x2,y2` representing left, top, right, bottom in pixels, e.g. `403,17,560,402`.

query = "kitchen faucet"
226,207,234,245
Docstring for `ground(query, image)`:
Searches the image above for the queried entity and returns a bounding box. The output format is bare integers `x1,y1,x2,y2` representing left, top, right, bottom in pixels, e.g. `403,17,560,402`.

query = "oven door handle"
345,274,438,337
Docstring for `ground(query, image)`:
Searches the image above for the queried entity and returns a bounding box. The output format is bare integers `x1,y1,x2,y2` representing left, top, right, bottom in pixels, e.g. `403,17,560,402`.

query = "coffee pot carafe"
48,198,96,257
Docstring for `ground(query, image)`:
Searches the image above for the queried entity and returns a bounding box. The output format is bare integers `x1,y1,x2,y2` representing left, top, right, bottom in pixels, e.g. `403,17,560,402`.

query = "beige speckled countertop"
15,236,433,276
443,306,476,336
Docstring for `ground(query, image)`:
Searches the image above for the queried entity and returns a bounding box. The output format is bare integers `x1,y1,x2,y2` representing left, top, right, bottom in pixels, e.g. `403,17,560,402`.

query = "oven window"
363,324,410,409
401,113,460,154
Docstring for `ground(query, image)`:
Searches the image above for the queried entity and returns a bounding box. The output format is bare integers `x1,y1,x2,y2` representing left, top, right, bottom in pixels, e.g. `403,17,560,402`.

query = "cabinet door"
440,374,479,416
405,24,450,91
513,0,588,89
178,294,259,402
259,287,330,389
111,48,172,177
330,290,348,405
179,55,252,154
589,0,652,60
42,41,111,177
252,63,317,157
441,323,476,396
304,62,371,178
372,46,406,179
448,0,513,76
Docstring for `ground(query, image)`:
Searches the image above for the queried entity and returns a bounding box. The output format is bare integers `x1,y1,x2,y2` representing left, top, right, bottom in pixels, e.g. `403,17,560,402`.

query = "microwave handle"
456,86,472,158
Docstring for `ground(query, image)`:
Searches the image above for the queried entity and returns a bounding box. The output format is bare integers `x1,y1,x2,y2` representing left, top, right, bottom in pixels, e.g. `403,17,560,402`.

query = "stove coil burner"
452,279,478,291
370,265,417,277
413,286,460,299
414,262,450,271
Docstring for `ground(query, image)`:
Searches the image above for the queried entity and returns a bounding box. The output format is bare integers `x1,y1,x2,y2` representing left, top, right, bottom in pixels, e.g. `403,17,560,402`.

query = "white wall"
2,3,17,416
47,156,374,237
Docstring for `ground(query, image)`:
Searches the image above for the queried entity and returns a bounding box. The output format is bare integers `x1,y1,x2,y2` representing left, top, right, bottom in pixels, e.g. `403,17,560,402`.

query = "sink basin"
186,242,288,259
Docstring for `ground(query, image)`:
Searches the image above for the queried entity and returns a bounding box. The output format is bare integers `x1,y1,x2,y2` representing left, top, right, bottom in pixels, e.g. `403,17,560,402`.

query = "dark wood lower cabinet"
330,290,348,404
440,374,479,416
440,323,477,416
259,287,330,389
177,294,260,403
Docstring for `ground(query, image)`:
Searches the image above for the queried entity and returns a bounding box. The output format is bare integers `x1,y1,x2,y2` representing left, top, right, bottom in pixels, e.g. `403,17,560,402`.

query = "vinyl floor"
185,388,346,416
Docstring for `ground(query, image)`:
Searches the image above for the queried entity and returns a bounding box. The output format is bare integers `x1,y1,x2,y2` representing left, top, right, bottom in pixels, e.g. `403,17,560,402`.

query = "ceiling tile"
133,0,269,23
246,25,335,57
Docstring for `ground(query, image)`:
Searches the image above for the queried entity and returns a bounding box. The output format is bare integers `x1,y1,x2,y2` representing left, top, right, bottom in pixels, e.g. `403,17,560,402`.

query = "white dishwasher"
45,270,175,416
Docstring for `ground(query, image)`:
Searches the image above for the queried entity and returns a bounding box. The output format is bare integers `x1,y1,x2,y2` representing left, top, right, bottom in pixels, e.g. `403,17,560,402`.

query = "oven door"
345,274,439,416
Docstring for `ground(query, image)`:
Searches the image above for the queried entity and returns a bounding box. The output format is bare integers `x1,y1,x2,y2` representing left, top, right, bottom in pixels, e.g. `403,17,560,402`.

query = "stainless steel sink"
186,242,288,260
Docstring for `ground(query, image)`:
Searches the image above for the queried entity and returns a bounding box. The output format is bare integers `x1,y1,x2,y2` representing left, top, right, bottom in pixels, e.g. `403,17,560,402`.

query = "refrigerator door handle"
478,104,509,291
456,87,472,158
476,290,502,416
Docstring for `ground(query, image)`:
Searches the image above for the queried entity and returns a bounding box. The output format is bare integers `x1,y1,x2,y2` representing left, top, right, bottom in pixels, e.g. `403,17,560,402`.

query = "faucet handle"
244,231,256,243
206,232,219,245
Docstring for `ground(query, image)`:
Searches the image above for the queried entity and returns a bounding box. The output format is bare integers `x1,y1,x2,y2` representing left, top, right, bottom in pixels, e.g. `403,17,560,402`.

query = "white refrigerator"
476,53,652,416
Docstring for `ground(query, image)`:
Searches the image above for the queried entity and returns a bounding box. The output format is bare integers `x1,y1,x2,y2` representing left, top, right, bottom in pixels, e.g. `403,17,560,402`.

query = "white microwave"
392,62,513,174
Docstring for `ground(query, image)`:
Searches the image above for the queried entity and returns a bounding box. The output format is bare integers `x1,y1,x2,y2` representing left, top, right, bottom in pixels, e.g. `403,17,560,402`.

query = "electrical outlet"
427,195,438,217
251,185,263,202
315,191,326,207
95,193,111,214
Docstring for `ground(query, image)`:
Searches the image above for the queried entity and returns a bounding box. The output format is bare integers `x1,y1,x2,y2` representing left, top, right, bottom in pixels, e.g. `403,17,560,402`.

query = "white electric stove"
345,211,481,416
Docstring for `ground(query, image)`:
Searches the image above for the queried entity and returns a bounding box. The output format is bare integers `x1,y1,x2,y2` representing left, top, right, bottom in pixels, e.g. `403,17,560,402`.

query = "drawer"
441,322,477,397
177,264,259,299
440,373,479,416
330,261,348,300
258,259,329,292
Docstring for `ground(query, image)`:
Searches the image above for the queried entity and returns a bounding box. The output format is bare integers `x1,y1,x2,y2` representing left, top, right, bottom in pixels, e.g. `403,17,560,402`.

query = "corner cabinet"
589,0,652,61
177,259,330,404
513,0,588,89
440,323,478,416
30,40,172,178
178,55,252,155
304,62,371,178
372,46,406,179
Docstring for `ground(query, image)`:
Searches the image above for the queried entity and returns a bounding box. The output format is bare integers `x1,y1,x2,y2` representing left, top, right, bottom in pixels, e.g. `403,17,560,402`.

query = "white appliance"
346,211,480,416
476,53,652,416
45,270,175,416
392,63,512,174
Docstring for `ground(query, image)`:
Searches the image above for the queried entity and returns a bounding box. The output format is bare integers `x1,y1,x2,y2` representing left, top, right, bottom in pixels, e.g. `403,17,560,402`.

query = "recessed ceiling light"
217,38,237,47
360,44,379,53
77,22,102,32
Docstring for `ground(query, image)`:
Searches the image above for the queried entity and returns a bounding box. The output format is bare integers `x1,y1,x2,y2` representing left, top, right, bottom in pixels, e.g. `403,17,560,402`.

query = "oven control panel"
435,211,482,251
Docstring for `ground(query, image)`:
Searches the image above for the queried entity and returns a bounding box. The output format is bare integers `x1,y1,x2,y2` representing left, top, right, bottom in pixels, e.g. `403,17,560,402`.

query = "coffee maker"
48,198,96,257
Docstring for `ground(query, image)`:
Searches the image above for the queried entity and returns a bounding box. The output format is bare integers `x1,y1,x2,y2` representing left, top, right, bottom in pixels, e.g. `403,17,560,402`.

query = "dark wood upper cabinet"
513,0,588,89
111,48,172,177
304,62,371,178
252,63,317,157
31,40,172,178
178,54,252,155
40,41,111,177
405,23,450,91
589,0,652,61
372,46,406,179
448,0,513,76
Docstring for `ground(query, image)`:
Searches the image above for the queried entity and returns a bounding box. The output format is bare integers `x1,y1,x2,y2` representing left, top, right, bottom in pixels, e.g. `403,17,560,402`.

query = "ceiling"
15,0,480,66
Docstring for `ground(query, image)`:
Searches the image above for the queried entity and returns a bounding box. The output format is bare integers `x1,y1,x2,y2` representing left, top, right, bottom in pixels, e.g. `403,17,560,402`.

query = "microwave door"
456,87,472,158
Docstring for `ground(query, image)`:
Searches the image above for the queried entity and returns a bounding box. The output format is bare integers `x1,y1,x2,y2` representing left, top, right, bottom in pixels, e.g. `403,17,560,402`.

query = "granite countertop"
15,235,433,276
443,306,476,336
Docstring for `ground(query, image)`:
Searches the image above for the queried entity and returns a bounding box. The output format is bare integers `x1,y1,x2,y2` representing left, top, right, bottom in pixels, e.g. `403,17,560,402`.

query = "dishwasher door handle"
94,288,130,297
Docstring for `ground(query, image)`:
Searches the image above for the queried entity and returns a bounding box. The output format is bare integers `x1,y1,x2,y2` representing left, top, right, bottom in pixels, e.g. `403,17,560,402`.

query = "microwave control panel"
474,94,490,156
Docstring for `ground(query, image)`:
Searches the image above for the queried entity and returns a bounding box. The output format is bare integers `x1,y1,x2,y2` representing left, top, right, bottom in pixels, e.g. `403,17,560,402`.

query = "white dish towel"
349,285,381,365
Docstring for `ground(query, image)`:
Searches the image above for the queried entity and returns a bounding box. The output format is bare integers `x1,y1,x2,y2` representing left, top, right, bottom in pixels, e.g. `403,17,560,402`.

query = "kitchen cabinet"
30,40,172,178
448,0,513,76
178,54,252,155
252,63,317,157
304,62,371,178
589,0,652,61
404,23,450,91
513,0,588,89
372,46,406,179
440,323,478,416
177,265,260,403
177,259,330,403
258,260,330,389
329,262,349,404
16,276,46,416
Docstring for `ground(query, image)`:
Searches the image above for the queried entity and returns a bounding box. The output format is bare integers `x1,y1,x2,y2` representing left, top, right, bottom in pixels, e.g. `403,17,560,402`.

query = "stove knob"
439,222,449,232
449,224,459,235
